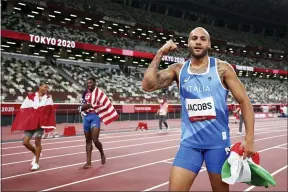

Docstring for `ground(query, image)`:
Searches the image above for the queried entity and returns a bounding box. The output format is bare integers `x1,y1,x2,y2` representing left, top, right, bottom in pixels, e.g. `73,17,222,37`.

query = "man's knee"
86,138,92,144
92,137,100,144
208,172,229,191
34,137,42,147
22,137,30,146
169,166,197,191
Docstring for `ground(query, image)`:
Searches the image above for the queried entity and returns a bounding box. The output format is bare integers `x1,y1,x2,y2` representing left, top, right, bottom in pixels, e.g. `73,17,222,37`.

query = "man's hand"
240,140,254,159
81,104,92,111
158,40,178,55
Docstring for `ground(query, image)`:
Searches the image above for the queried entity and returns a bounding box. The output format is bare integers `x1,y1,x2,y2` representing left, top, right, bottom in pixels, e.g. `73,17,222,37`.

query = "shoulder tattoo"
217,60,231,81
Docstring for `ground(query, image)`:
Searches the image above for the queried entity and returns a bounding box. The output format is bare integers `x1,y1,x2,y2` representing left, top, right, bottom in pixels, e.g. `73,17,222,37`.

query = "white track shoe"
31,163,39,171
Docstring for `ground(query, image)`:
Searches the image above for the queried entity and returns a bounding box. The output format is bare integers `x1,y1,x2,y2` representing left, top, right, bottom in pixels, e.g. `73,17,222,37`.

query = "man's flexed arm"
142,40,177,92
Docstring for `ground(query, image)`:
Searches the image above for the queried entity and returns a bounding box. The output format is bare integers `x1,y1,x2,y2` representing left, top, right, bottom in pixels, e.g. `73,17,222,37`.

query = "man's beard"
189,47,209,59
88,86,95,91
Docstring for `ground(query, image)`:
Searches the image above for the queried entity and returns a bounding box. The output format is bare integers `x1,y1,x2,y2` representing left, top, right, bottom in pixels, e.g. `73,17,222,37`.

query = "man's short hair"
39,81,49,86
87,77,96,83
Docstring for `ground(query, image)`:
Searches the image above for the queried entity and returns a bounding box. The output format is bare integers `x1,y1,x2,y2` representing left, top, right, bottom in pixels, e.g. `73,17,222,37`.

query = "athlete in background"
11,82,56,171
80,77,106,169
157,97,169,132
233,106,243,135
142,27,255,191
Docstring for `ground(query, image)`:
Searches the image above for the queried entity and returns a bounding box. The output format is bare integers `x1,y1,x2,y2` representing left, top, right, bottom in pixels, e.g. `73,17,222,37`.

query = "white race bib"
186,96,216,122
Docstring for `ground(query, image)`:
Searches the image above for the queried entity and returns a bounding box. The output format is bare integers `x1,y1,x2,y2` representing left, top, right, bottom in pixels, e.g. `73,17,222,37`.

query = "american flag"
90,87,119,125
79,96,88,116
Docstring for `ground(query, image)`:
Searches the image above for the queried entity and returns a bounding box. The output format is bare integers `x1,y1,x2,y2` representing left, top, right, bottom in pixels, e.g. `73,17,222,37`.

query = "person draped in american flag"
79,77,119,169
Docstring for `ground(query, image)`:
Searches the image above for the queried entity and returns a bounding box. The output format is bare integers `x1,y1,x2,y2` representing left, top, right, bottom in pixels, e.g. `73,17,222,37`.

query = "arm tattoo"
155,72,174,89
217,61,230,81
142,52,176,91
142,52,165,91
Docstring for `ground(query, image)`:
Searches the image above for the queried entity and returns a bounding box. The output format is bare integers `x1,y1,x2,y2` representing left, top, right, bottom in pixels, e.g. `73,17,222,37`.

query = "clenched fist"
158,40,177,55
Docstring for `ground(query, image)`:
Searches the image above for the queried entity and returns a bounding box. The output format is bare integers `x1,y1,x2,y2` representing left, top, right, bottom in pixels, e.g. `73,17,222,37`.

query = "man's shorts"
24,128,44,138
83,113,101,132
172,145,230,174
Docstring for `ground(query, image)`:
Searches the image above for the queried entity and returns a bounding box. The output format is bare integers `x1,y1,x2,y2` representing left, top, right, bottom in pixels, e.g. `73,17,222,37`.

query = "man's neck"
90,86,96,91
190,55,209,66
38,91,44,97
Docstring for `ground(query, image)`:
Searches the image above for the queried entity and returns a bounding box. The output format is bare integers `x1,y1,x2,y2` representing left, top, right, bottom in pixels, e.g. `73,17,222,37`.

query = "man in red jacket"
11,82,56,171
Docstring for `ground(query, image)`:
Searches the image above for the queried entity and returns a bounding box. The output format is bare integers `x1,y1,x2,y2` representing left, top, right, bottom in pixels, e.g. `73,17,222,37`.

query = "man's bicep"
224,66,249,104
145,67,176,92
157,67,176,85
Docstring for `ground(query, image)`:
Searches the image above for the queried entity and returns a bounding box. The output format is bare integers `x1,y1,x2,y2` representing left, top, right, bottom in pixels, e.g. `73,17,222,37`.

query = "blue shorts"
172,145,230,174
83,113,101,132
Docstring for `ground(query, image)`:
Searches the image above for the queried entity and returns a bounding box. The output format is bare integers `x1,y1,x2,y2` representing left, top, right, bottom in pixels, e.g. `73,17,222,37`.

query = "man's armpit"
170,63,184,80
217,60,233,89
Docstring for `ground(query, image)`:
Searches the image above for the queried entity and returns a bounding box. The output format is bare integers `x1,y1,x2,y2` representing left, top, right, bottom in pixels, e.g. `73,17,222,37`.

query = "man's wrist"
245,135,254,143
156,50,165,56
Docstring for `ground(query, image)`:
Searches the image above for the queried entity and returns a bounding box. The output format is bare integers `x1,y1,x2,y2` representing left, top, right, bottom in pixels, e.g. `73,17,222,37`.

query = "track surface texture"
1,119,287,191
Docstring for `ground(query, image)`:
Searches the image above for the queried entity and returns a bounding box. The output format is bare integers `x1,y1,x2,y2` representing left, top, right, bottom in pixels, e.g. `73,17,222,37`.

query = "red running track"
1,119,287,191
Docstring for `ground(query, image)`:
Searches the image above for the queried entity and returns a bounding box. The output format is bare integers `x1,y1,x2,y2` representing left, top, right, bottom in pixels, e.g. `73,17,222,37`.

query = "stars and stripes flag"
89,87,119,125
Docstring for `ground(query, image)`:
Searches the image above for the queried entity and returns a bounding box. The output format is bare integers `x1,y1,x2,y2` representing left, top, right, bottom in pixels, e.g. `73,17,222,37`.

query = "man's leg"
169,166,198,191
159,116,163,130
163,115,169,129
80,116,93,169
22,131,36,156
204,148,230,191
169,146,203,191
91,114,106,165
91,127,105,165
28,128,44,170
239,115,243,133
207,172,229,192
83,131,93,169
34,128,44,164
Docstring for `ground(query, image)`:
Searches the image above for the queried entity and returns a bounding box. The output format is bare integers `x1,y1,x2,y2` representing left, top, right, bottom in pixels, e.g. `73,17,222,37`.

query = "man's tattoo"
190,62,209,74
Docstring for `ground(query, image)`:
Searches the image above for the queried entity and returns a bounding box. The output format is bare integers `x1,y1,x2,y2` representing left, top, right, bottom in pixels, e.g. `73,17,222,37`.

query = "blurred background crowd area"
1,0,287,104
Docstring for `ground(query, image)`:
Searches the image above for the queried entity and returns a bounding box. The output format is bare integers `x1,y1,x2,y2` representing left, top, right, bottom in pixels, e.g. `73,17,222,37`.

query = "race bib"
186,96,216,122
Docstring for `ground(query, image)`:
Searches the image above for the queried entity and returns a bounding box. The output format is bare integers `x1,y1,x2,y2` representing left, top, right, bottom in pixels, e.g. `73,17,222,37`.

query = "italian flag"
221,142,276,188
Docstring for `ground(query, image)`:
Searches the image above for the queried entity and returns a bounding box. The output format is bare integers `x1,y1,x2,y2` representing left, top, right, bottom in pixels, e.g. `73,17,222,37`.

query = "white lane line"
2,129,182,149
2,133,180,156
3,126,286,156
2,133,287,180
2,120,283,146
2,138,179,166
2,146,178,180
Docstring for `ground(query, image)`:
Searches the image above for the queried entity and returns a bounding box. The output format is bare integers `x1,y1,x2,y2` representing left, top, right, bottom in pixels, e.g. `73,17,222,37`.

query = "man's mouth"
193,47,203,51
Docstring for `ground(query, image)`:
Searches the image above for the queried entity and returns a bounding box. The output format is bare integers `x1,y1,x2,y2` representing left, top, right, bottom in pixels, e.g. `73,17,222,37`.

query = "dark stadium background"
1,0,287,126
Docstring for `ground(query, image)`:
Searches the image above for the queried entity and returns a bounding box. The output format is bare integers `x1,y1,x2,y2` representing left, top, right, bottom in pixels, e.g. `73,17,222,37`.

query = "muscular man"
142,27,254,191
80,77,106,169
